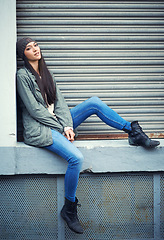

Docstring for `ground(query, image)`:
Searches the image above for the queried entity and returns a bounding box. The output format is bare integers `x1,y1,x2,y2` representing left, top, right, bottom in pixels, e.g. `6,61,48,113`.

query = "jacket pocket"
23,113,41,139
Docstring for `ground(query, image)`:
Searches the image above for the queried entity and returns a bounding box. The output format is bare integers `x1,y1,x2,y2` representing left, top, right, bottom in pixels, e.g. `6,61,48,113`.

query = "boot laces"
135,124,149,139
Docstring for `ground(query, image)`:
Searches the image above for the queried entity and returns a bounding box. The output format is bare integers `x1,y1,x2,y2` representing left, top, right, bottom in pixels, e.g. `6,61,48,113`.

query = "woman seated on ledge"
16,37,160,234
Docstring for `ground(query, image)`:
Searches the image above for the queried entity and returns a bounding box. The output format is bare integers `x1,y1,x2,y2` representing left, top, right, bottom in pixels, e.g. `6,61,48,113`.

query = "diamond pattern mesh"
1,175,58,240
1,173,163,239
65,174,154,239
161,174,164,239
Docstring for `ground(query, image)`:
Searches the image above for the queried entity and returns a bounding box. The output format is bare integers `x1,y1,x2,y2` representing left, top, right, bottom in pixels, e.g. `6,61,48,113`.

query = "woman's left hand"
64,129,75,143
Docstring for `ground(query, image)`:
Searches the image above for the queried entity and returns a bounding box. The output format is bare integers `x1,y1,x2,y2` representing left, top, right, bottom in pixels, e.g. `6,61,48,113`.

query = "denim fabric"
45,97,131,202
70,96,131,131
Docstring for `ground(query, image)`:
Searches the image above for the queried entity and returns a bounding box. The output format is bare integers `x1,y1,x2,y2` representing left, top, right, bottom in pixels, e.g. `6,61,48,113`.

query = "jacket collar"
23,66,37,83
23,67,47,106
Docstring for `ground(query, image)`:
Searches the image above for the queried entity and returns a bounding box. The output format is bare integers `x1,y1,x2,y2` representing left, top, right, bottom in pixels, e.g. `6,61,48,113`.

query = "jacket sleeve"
54,82,73,129
17,73,64,133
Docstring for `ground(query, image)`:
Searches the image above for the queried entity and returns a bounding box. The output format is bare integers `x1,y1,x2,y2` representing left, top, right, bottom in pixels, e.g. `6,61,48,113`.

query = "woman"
16,37,160,234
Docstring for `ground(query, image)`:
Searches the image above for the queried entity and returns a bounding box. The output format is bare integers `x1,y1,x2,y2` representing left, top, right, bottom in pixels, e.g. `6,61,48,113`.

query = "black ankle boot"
61,197,83,234
128,121,160,148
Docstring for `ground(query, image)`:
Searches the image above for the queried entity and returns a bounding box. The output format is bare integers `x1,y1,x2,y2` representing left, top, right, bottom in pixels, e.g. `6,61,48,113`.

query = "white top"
47,103,73,134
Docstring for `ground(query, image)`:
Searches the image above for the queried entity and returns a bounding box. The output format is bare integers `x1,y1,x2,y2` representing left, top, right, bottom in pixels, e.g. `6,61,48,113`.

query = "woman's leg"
45,129,84,202
70,96,131,131
70,96,160,148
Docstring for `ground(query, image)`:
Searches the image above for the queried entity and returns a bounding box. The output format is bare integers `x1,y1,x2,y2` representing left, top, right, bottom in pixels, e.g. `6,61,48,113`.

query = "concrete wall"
0,0,17,147
1,140,164,176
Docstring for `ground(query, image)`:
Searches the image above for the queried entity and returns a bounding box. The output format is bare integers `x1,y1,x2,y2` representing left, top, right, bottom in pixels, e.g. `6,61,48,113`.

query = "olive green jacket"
17,67,73,147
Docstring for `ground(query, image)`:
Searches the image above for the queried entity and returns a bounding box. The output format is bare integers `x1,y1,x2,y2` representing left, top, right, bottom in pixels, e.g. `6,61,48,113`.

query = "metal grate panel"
1,175,58,240
161,174,164,239
65,174,154,239
1,173,163,239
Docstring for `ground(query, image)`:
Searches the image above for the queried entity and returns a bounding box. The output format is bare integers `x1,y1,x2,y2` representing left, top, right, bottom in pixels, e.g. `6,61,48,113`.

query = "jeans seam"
72,106,126,130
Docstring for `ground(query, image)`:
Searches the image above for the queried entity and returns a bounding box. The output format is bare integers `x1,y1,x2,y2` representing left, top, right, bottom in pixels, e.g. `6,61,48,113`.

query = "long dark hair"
24,52,56,105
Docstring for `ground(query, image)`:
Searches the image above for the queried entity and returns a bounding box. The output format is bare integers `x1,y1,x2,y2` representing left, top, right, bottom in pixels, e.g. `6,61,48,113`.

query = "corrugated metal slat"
16,0,164,137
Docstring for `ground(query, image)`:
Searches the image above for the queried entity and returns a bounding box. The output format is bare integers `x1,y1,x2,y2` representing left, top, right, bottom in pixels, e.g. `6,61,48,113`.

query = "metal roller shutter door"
16,0,164,139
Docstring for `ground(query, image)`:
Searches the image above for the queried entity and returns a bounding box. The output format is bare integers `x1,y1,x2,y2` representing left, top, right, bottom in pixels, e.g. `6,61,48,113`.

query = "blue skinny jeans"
45,96,131,202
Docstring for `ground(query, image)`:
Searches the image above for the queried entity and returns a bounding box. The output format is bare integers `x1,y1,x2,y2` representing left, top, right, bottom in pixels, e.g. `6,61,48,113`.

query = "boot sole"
129,138,160,148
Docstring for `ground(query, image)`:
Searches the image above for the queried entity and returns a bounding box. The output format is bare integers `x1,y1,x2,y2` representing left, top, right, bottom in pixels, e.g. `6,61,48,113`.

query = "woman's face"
24,41,41,61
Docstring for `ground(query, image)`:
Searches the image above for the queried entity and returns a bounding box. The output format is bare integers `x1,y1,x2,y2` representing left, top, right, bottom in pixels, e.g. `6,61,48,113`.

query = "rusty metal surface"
77,133,164,140
18,133,164,142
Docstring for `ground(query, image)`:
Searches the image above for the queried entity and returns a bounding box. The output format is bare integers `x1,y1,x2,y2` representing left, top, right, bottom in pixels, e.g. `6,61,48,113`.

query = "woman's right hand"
64,129,75,143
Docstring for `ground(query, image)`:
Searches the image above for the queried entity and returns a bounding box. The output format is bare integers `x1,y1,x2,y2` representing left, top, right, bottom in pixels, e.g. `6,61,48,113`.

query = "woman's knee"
76,151,84,167
69,150,84,168
78,152,84,168
89,96,100,102
87,96,102,109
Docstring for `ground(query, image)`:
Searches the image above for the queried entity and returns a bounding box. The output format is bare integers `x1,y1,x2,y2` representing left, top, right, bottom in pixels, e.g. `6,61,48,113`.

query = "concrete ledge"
0,139,164,175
